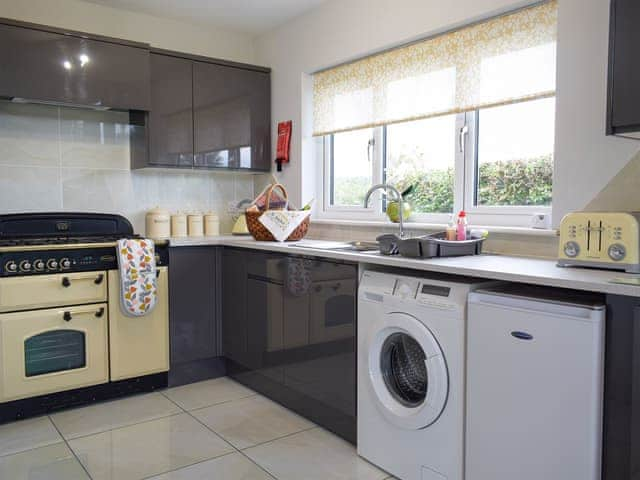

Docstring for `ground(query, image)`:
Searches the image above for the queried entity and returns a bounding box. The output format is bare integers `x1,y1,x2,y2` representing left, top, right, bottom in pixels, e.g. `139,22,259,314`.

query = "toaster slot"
598,221,603,252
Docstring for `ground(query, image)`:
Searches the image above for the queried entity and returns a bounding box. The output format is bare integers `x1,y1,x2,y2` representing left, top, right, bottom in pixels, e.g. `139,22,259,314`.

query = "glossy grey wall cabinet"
193,62,270,171
0,21,150,110
148,54,194,167
140,51,271,171
607,0,640,137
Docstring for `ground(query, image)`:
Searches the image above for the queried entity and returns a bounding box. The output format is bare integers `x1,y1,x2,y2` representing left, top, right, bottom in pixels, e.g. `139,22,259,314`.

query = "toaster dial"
608,243,626,262
564,241,580,258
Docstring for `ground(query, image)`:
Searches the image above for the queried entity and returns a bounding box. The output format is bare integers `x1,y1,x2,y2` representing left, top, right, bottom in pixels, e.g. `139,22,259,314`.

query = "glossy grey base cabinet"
168,247,222,386
222,248,357,444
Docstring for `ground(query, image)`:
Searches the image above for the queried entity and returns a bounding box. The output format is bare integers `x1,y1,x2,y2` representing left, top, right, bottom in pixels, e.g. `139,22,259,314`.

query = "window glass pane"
385,115,456,214
476,97,554,207
330,128,373,207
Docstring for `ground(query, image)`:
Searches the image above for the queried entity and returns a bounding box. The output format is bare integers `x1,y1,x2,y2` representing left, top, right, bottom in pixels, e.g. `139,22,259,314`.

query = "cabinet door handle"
61,277,71,288
61,307,106,322
94,274,104,285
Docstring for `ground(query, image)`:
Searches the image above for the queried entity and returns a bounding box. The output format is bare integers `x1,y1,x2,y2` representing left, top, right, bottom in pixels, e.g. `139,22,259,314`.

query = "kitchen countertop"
169,235,640,297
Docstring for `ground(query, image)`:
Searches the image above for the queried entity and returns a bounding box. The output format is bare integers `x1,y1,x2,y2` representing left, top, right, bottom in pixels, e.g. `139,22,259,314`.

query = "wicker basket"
246,183,310,242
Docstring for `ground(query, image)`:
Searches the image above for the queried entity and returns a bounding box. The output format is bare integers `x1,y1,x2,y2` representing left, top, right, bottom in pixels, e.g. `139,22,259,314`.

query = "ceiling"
81,0,328,36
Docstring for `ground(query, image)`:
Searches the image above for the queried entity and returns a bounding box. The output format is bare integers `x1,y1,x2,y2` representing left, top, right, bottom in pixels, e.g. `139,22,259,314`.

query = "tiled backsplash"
0,101,256,234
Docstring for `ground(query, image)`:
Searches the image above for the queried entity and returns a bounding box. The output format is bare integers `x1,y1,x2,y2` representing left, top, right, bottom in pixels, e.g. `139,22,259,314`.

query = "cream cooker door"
0,303,109,402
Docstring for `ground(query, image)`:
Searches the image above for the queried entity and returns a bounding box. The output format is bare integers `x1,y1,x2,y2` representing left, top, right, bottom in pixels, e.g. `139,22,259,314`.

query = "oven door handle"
61,273,105,288
62,306,105,322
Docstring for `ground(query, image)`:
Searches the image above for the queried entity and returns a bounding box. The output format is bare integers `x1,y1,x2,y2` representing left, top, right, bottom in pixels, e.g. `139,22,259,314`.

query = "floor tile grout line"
187,392,261,414
0,437,63,459
157,390,189,413
56,411,186,443
47,414,95,480
180,407,285,480
138,450,240,480
239,425,320,452
160,389,258,413
183,397,320,453
236,448,279,480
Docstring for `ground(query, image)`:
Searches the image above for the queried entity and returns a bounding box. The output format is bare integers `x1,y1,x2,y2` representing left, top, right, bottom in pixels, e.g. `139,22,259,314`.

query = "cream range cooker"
0,213,169,422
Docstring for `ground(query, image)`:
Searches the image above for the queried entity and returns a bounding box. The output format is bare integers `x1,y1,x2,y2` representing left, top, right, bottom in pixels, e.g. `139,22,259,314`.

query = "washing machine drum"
368,312,449,430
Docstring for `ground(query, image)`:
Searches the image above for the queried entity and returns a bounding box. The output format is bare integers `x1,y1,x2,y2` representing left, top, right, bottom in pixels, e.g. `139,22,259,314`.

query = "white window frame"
461,107,553,227
317,99,554,228
316,127,387,221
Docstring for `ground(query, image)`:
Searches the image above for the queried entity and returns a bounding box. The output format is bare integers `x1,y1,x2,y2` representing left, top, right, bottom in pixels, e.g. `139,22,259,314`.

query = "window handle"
367,138,375,163
459,124,469,154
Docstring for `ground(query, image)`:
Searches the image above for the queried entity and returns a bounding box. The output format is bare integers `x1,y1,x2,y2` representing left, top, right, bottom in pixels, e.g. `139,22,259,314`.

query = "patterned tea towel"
286,257,313,296
117,238,158,317
258,210,310,242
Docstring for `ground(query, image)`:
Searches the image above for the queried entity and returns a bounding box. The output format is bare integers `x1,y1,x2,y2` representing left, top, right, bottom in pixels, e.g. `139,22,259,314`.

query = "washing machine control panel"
394,278,419,299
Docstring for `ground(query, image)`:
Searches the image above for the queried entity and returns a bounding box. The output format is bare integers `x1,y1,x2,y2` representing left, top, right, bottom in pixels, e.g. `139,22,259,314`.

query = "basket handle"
265,183,288,211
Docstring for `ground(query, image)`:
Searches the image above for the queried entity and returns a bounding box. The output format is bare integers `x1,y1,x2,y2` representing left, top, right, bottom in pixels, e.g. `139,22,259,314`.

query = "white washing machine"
357,269,497,480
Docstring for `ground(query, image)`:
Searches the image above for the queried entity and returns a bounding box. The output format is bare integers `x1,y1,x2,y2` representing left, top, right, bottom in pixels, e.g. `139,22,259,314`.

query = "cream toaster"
557,212,640,273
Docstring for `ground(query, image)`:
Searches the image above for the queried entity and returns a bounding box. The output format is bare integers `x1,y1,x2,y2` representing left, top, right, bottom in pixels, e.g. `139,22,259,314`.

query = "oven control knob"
60,258,71,270
33,259,45,271
563,241,580,258
4,261,17,273
19,260,32,272
47,259,59,270
608,243,626,262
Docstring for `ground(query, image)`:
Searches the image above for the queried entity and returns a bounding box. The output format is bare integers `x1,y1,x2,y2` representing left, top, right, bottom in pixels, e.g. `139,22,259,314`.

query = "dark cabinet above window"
607,0,640,138
135,50,271,172
0,19,150,111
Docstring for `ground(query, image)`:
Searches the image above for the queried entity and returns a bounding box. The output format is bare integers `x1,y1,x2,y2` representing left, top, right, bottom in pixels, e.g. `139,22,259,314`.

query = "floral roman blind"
312,0,558,136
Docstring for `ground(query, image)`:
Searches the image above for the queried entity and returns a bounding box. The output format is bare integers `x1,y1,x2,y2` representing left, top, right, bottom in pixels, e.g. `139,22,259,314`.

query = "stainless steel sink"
290,241,379,253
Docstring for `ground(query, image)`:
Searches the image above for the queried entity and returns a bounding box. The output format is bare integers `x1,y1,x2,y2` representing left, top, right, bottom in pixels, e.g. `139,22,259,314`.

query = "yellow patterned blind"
312,0,558,136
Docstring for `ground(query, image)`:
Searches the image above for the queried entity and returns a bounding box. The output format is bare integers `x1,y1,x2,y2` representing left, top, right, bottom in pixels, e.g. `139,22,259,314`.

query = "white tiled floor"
0,377,392,480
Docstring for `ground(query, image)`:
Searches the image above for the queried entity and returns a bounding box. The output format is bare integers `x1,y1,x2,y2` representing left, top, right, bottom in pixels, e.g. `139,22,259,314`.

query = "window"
322,96,554,225
313,1,557,227
473,97,555,208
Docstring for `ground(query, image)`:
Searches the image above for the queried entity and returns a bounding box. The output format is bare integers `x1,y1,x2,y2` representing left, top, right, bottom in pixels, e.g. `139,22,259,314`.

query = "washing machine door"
367,312,448,430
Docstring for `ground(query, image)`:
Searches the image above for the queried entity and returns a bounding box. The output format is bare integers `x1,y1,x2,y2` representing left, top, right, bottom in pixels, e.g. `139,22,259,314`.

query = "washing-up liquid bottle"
456,211,467,241
446,214,457,241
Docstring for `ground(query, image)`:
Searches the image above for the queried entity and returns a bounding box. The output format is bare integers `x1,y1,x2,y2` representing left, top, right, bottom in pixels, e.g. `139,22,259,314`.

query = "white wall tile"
0,101,60,167
0,165,62,212
60,109,131,170
0,103,254,234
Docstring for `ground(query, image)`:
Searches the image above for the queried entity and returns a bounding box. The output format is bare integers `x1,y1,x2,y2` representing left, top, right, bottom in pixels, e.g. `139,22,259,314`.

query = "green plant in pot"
386,185,413,223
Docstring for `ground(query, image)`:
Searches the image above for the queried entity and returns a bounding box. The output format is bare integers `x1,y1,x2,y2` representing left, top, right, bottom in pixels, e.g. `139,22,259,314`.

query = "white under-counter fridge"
466,285,605,480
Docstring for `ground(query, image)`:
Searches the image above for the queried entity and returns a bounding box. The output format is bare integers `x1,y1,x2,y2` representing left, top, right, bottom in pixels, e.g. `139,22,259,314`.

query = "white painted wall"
255,0,640,226
0,0,256,64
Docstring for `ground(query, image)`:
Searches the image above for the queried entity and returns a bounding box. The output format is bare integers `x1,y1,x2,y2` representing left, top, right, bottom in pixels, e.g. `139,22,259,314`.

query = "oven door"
0,303,109,402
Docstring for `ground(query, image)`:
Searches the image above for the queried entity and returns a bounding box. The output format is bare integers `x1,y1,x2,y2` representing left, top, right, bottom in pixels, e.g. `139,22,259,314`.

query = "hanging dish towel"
117,238,158,317
258,210,311,242
286,257,313,296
